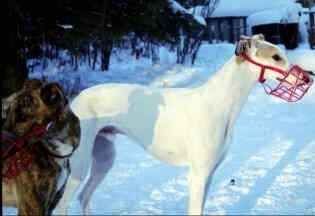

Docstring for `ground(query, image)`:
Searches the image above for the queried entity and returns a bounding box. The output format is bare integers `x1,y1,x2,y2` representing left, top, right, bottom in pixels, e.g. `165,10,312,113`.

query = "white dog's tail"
78,126,121,214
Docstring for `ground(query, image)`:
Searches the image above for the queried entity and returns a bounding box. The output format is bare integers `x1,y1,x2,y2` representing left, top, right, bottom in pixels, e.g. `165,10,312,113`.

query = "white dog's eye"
276,77,282,81
272,54,282,62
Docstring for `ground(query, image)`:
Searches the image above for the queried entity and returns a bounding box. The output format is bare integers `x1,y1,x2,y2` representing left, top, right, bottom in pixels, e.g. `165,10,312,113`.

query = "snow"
211,0,299,18
58,24,73,30
248,9,284,26
247,3,303,28
3,1,315,215
168,0,207,25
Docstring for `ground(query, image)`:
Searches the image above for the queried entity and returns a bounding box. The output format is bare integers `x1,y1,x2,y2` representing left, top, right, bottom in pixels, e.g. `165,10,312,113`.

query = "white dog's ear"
235,34,266,61
249,34,266,56
235,35,251,56
252,34,265,41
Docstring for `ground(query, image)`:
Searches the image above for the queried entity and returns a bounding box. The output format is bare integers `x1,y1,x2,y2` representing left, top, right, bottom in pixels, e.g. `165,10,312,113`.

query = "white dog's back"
71,82,208,165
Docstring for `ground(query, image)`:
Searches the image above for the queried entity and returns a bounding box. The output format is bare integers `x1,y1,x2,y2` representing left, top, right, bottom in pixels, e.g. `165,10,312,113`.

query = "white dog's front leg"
53,177,80,215
187,168,209,215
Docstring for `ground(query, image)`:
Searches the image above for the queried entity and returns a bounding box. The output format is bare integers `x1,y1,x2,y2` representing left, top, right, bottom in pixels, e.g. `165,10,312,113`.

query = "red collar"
2,121,54,179
242,53,285,83
2,121,53,160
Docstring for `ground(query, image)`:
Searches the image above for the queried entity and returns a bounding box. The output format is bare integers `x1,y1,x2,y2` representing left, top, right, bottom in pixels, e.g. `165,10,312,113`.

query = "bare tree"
175,0,219,65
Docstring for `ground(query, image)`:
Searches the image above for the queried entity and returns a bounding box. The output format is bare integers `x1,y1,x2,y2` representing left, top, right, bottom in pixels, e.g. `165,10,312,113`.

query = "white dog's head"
235,34,313,102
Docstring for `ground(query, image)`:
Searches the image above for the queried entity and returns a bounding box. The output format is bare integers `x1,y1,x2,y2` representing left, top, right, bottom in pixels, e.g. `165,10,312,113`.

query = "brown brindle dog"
2,79,80,216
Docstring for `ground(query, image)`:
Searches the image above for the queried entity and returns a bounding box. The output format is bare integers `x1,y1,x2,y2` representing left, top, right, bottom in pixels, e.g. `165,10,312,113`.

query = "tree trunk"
3,6,28,98
176,29,204,65
101,40,113,71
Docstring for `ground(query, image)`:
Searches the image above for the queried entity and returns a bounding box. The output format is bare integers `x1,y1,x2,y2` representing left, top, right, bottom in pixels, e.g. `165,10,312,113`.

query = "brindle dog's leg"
78,131,116,214
48,160,71,215
16,179,46,215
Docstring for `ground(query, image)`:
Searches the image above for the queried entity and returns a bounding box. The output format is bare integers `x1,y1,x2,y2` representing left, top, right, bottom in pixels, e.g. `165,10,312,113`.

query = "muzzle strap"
259,66,266,83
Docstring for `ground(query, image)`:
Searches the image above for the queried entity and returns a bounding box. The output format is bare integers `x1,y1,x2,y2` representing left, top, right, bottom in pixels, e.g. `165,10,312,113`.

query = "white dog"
55,34,312,215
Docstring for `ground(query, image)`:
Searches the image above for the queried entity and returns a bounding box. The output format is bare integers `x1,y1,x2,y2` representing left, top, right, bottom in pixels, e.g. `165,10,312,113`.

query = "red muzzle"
242,54,313,102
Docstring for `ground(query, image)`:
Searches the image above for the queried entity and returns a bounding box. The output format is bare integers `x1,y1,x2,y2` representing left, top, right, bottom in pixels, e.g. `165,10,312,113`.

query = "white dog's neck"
201,56,259,113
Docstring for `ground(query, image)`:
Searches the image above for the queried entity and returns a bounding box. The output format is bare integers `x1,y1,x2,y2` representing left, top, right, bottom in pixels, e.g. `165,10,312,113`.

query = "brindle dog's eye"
272,54,281,61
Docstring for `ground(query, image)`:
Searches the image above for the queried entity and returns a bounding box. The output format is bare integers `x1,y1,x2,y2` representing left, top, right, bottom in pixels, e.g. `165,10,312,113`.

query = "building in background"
203,0,314,49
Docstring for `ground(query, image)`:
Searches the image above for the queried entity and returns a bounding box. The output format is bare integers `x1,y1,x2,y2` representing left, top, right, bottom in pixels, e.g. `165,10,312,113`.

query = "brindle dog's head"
3,78,80,157
3,79,68,136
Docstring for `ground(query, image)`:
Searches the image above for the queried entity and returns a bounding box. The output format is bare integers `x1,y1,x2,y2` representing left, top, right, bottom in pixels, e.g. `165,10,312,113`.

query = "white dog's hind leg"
53,177,80,215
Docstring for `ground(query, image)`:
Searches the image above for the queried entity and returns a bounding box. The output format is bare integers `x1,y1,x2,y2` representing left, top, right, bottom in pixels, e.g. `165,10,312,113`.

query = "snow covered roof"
210,0,303,27
211,0,301,19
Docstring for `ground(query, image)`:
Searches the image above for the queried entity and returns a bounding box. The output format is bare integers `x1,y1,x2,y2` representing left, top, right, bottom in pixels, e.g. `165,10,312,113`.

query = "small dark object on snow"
230,179,236,185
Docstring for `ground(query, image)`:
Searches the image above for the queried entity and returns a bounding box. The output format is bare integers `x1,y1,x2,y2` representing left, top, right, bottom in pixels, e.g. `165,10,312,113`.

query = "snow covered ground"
3,39,315,215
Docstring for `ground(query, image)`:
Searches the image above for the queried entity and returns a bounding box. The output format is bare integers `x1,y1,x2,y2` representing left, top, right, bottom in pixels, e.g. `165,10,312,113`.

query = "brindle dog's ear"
22,79,43,91
40,83,67,109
